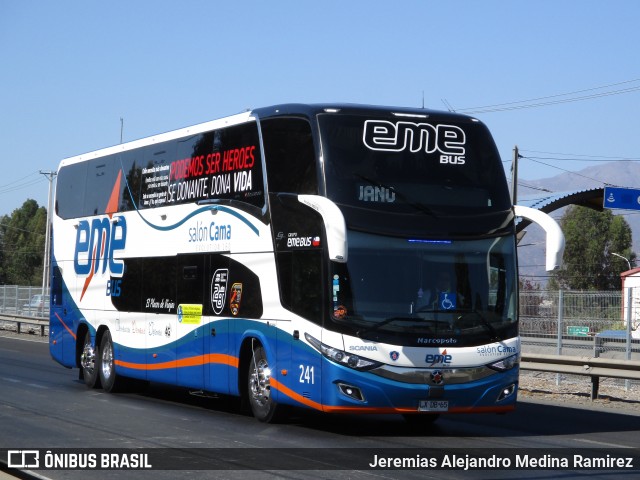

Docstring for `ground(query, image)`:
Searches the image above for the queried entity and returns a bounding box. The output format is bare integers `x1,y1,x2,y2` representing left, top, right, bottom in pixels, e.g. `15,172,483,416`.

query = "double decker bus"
49,104,563,423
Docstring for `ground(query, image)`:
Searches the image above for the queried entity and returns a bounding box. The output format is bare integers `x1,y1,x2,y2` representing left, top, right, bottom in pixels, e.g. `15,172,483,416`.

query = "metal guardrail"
521,353,640,400
0,314,48,336
521,334,640,357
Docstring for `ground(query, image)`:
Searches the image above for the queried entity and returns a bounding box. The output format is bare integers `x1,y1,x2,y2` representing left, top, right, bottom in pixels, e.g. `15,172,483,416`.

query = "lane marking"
26,383,48,390
575,438,633,449
1,377,21,383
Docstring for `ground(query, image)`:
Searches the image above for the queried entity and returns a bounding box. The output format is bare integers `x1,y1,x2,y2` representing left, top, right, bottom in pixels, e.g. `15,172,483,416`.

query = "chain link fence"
0,285,50,318
520,288,639,363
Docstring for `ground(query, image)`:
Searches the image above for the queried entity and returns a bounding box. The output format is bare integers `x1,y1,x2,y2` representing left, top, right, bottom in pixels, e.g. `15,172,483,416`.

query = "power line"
510,147,640,198
464,77,640,110
0,171,41,189
520,156,617,185
520,149,640,162
454,77,640,114
0,220,46,236
0,172,46,196
517,182,553,193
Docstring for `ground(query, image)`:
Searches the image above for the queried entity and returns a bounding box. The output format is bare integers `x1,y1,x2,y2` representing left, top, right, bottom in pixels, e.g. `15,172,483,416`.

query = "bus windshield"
330,231,517,345
319,113,510,214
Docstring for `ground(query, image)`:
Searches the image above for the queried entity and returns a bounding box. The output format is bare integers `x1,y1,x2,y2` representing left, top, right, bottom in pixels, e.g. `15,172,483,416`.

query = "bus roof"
252,103,480,122
59,103,482,167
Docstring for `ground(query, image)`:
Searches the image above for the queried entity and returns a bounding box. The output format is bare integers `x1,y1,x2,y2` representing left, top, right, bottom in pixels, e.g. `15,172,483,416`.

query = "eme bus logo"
425,349,453,367
363,120,466,164
74,216,127,278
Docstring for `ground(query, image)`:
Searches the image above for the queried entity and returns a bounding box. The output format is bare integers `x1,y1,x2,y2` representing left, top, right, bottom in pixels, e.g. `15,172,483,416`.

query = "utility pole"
40,170,57,301
511,145,519,205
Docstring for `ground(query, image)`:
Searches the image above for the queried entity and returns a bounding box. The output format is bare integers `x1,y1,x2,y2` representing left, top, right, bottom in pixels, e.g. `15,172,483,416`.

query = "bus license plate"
418,400,449,412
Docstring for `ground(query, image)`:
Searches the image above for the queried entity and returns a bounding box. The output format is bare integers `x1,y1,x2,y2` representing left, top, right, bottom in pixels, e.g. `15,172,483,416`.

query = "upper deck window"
319,113,510,214
139,122,264,210
56,121,265,219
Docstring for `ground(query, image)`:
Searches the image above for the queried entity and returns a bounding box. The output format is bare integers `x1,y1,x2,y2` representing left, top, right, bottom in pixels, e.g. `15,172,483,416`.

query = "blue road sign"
603,186,640,211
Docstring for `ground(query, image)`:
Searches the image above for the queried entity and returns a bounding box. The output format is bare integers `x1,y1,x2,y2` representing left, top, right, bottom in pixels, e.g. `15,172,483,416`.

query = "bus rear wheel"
98,330,121,393
80,330,100,388
247,345,285,423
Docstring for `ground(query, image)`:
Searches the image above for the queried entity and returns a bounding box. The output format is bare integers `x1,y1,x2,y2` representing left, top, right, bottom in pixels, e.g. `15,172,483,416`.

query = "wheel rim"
101,337,113,382
249,358,271,407
80,338,95,376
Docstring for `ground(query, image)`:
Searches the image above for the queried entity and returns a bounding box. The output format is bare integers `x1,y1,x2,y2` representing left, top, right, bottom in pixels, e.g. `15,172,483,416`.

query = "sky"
1,0,639,216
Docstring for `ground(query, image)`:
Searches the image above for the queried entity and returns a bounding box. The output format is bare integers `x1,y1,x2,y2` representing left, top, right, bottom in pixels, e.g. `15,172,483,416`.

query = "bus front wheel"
247,345,285,423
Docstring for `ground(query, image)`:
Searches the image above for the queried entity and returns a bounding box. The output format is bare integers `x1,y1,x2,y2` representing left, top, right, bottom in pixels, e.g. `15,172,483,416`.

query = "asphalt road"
1,334,639,480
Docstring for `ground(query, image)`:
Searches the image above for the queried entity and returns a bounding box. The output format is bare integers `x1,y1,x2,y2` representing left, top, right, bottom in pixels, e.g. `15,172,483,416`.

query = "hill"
517,161,640,286
520,161,640,194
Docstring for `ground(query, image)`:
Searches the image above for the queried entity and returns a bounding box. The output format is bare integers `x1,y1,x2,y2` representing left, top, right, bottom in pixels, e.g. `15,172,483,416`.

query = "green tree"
549,206,635,290
0,199,47,285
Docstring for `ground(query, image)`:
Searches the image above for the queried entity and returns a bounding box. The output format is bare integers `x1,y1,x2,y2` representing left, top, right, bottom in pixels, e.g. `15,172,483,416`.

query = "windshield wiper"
356,316,436,337
456,309,501,341
355,174,437,217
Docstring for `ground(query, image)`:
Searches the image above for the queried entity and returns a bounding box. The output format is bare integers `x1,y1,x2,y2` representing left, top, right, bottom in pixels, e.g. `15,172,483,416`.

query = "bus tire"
80,330,100,388
247,345,285,423
98,330,121,393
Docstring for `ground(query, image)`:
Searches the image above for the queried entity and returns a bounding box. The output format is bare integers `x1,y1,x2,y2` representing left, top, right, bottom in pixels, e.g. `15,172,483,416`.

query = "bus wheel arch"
241,337,286,423
237,338,253,406
237,335,272,402
75,323,88,370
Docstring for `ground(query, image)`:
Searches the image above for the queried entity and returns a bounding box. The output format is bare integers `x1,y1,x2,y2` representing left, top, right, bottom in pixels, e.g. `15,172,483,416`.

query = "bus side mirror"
298,195,348,263
514,205,565,271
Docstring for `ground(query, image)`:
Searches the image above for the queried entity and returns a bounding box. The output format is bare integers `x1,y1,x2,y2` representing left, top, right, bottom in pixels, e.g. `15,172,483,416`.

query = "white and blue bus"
49,104,563,423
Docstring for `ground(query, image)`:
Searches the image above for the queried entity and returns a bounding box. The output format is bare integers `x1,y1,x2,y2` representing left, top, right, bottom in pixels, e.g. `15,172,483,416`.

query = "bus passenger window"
56,162,88,219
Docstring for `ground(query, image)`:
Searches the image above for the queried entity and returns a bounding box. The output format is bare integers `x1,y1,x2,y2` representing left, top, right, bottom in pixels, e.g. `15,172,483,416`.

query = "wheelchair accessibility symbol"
438,292,456,310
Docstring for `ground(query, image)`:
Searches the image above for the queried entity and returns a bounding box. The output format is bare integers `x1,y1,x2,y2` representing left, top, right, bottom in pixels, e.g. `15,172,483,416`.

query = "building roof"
621,267,640,278
516,187,604,232
518,187,604,213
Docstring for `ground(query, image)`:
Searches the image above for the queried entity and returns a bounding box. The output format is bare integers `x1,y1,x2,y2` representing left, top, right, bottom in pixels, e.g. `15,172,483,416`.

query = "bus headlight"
488,354,518,372
305,333,382,371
